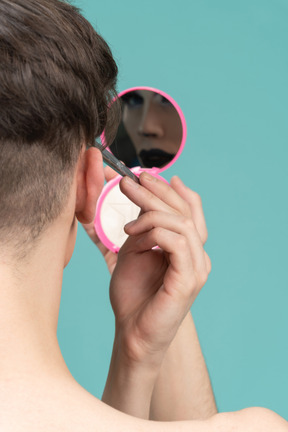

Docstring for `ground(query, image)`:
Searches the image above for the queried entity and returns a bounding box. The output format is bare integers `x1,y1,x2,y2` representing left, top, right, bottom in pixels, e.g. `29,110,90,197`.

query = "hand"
109,172,211,369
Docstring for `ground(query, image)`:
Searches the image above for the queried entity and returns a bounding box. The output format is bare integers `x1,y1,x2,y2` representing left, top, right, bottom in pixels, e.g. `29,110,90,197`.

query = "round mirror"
107,87,185,170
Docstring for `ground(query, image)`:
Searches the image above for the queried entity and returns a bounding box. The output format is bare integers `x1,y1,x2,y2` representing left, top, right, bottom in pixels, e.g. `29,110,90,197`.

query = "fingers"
133,228,194,273
120,171,211,281
120,175,177,215
120,173,190,217
130,227,208,299
125,211,195,239
104,165,119,182
120,173,208,243
204,251,212,274
170,176,208,244
139,173,192,217
125,210,209,277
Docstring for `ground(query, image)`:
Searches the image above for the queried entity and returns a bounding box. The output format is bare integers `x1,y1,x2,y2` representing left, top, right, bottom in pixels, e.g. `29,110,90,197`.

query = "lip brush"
92,141,139,184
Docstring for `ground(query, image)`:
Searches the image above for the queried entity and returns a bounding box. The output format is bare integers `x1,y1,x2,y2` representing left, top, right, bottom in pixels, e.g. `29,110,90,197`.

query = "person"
120,89,182,168
0,1,287,431
110,89,183,168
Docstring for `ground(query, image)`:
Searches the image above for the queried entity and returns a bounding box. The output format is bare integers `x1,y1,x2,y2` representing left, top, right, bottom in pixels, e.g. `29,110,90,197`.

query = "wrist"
102,332,161,419
114,321,167,371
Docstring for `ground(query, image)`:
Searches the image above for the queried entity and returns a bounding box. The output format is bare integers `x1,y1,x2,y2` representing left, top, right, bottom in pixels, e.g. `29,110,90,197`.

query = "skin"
85,167,216,420
122,90,182,166
0,146,287,431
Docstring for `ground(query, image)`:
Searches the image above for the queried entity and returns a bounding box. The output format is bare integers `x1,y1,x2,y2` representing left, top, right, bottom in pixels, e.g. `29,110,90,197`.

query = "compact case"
94,86,187,252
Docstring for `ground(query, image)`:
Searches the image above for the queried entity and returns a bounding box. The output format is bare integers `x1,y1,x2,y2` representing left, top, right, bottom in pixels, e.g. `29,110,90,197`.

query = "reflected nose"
137,104,164,138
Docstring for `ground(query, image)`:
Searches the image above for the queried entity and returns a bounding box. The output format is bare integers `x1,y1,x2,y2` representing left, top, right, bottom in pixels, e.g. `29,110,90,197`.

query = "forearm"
150,311,217,421
102,333,159,419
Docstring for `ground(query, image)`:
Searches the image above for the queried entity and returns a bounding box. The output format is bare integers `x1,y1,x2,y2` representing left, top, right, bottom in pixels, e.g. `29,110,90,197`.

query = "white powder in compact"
100,183,141,249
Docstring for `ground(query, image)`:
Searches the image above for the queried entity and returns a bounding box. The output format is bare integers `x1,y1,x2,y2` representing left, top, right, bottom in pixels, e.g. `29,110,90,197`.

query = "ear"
75,147,104,224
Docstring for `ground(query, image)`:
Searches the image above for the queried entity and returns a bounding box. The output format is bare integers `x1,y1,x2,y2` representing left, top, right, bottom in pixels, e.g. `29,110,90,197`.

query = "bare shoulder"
0,379,211,432
152,408,288,432
1,379,287,432
210,407,288,432
0,377,145,432
0,377,204,432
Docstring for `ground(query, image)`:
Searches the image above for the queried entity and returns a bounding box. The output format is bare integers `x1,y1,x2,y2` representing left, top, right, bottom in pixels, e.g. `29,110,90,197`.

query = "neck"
0,225,73,381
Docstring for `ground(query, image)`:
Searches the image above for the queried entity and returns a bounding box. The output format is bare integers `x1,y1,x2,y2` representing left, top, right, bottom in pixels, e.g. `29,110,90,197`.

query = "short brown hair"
0,0,119,255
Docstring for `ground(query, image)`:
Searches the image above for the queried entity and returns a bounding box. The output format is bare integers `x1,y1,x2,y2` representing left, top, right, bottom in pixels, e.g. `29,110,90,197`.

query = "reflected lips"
139,149,175,168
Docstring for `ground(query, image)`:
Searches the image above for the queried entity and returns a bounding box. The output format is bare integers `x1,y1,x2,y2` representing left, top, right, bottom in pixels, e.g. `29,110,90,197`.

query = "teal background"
57,0,288,420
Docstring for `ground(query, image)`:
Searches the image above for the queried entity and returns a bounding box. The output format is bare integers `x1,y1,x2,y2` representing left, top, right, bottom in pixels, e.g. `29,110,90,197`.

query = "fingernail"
125,220,136,229
124,176,139,189
140,172,155,182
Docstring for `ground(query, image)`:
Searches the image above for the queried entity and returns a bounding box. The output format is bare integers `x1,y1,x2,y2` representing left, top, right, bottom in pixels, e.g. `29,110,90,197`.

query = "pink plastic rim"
94,174,123,253
100,86,187,174
94,168,168,253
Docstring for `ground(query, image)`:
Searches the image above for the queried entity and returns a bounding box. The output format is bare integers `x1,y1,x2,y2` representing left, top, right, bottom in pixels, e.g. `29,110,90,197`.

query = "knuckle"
144,189,156,203
181,201,191,217
153,226,164,238
199,269,209,286
182,217,195,232
205,252,212,274
202,272,209,286
185,188,199,203
191,191,202,205
202,228,208,244
175,235,188,250
188,191,204,214
145,211,156,225
185,275,198,298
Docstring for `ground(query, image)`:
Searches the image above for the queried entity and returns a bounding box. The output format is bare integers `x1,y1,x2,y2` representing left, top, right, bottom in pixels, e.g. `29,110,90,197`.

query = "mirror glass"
108,88,184,169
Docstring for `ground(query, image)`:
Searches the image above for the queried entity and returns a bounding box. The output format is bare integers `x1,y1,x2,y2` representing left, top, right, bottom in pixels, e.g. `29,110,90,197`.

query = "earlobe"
75,147,104,224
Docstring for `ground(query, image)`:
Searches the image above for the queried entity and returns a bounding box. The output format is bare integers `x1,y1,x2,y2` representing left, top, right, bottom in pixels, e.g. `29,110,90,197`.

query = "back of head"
0,0,119,258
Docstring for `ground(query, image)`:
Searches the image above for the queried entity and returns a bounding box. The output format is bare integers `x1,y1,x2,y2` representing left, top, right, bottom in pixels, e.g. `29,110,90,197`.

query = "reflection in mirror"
109,89,183,169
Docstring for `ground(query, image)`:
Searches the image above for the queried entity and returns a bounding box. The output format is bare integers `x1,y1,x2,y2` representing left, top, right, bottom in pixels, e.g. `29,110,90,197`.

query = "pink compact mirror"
94,86,187,252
